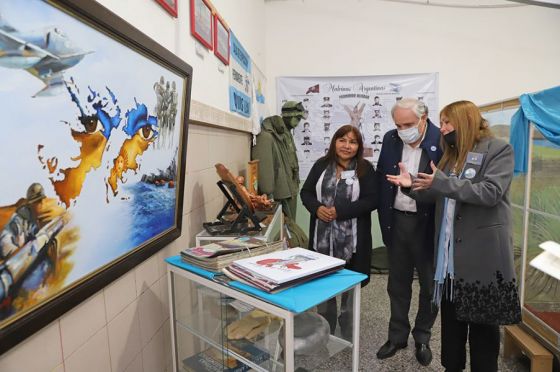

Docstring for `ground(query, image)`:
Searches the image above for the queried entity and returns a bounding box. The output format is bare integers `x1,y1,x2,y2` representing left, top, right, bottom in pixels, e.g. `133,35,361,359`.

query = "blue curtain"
510,85,560,173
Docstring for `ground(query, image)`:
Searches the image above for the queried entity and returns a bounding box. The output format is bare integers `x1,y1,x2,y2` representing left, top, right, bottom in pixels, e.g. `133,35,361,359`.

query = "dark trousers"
317,292,353,339
441,299,500,372
387,211,437,344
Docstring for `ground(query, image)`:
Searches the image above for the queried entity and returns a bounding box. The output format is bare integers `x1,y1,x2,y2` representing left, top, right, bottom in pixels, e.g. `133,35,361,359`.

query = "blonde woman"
387,101,521,372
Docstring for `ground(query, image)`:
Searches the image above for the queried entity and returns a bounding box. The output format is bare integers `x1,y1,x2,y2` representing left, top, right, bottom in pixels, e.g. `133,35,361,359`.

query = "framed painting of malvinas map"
0,0,192,353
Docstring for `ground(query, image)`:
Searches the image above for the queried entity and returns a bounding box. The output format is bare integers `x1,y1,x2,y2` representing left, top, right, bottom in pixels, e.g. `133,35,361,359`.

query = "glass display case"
167,258,362,371
481,99,560,356
522,126,560,349
481,99,525,286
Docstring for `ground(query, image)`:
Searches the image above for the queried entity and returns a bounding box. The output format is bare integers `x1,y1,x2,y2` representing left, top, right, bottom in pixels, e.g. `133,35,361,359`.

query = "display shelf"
178,317,353,372
167,255,364,371
177,321,275,372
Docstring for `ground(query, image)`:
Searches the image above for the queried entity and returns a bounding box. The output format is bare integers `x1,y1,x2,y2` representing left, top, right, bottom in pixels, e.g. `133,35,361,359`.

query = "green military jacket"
251,115,299,200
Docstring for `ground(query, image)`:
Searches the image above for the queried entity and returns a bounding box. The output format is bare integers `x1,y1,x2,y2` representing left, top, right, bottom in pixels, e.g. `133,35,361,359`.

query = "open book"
224,247,345,292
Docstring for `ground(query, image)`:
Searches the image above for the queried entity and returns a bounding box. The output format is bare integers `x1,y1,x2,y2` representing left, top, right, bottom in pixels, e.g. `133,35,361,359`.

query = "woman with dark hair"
387,101,521,372
300,124,378,337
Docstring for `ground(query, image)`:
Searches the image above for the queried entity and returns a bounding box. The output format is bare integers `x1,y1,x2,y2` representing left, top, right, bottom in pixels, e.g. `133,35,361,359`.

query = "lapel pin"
464,168,476,179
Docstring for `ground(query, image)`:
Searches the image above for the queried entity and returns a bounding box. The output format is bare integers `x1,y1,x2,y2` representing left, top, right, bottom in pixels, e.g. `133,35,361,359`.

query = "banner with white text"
229,32,252,117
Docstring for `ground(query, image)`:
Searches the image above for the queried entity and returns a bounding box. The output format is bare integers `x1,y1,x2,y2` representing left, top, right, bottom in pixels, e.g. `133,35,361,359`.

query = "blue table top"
166,255,367,313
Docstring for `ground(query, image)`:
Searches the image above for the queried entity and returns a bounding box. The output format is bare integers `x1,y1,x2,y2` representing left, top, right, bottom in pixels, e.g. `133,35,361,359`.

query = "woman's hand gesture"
412,161,437,191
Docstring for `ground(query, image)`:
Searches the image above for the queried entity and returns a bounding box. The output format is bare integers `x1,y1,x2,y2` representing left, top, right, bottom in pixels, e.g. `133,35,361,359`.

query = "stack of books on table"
180,237,284,271
223,247,345,293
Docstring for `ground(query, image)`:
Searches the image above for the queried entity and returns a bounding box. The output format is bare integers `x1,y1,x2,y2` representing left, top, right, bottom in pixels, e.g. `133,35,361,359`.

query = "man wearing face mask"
375,98,442,366
252,101,304,219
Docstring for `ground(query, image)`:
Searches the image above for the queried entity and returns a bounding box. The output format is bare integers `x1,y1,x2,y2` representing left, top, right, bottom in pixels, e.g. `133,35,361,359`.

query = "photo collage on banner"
277,73,439,180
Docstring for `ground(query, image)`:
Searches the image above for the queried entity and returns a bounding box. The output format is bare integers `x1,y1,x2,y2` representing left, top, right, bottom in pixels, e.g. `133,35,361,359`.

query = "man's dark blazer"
376,119,443,248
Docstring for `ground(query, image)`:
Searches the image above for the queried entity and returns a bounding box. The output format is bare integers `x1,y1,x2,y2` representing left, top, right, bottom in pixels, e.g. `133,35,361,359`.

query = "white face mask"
397,119,422,144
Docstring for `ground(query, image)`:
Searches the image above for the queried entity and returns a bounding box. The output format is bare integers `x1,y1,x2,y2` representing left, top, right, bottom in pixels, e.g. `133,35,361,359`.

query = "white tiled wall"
0,123,251,372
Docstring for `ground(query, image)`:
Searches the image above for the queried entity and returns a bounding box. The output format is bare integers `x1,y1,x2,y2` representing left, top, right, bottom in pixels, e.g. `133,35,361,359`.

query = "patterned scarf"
313,160,359,261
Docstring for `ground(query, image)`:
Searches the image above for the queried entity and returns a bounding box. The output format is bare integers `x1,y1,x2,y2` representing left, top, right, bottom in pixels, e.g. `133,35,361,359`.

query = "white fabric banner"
251,62,269,138
277,73,439,180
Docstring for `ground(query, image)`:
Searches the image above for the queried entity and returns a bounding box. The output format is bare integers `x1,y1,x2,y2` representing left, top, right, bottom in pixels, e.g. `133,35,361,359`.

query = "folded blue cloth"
510,85,560,173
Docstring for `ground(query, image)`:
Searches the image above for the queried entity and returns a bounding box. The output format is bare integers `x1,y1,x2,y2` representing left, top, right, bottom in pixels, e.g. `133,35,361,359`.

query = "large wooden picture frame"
0,0,192,353
190,0,214,49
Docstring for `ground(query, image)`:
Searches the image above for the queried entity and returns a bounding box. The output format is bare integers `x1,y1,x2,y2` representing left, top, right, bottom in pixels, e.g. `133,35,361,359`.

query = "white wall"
95,0,266,112
264,0,560,109
0,1,262,371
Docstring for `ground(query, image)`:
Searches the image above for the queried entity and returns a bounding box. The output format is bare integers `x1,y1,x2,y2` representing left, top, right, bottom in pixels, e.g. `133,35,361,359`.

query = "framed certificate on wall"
190,0,213,49
155,0,178,17
214,14,230,65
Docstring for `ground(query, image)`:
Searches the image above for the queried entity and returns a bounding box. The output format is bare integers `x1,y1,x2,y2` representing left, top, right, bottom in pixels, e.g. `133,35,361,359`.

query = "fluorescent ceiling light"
508,0,560,8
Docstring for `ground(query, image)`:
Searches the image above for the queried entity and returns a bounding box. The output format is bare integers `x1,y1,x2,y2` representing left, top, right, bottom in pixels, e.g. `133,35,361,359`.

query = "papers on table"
530,241,560,281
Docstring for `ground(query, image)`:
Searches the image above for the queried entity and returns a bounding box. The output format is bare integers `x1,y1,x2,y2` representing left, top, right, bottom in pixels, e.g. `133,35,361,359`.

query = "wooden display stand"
247,160,259,194
202,164,263,236
504,325,553,372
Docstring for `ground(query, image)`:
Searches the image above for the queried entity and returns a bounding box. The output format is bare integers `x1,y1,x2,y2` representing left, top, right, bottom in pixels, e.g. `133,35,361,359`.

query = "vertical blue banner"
229,32,252,117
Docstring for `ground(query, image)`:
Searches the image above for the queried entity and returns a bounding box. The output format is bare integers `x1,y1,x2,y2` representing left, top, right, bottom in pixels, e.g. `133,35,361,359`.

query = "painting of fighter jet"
0,14,91,97
0,0,191,355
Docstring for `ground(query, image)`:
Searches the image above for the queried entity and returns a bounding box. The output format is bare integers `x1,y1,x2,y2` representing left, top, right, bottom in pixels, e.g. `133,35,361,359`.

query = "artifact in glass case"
529,241,560,282
279,311,330,355
226,309,281,341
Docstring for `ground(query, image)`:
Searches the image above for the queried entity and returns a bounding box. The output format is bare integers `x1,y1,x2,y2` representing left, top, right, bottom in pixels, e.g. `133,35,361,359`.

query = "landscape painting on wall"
0,0,192,353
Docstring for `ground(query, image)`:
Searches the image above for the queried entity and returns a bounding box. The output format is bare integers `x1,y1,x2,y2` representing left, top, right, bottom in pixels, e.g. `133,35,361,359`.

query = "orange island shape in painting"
38,86,123,208
107,101,158,196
